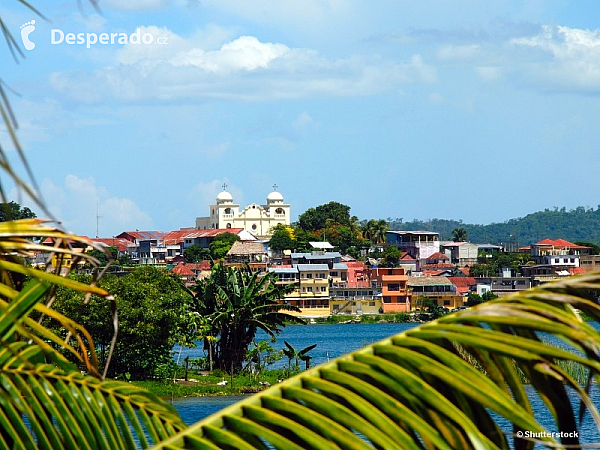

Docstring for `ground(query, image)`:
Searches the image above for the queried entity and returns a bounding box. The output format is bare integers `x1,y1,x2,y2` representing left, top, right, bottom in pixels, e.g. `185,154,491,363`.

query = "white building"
195,185,290,238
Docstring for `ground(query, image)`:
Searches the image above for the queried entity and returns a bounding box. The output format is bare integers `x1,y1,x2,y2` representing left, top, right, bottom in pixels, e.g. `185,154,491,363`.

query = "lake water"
171,323,600,447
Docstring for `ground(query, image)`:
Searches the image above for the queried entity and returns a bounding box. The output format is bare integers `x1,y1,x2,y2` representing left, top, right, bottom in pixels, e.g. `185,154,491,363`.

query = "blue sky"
1,0,599,238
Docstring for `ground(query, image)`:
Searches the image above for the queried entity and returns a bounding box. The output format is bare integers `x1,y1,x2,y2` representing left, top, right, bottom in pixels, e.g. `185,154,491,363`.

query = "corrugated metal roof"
296,264,329,271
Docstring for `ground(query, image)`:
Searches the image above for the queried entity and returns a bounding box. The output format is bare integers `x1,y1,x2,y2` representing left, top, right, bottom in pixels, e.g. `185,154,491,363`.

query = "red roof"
426,252,449,261
400,253,416,261
421,263,454,270
448,277,477,295
187,260,212,271
172,263,196,277
457,267,470,276
569,267,585,275
534,238,587,248
90,238,132,252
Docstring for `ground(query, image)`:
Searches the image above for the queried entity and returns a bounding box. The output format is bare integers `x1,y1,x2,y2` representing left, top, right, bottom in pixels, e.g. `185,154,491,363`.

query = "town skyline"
1,1,599,238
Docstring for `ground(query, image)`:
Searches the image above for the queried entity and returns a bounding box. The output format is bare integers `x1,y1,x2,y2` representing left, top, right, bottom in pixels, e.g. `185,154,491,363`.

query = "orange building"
369,267,411,313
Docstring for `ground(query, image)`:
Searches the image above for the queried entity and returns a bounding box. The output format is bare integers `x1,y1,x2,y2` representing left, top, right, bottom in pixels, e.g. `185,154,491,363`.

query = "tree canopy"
297,201,351,231
209,232,240,259
0,201,36,222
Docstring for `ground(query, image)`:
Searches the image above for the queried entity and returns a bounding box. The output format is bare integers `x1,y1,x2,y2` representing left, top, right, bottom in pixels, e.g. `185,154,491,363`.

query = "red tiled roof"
187,260,212,271
163,228,245,245
90,238,132,252
421,263,454,269
457,267,470,276
535,238,579,248
448,277,477,295
426,252,449,261
117,231,166,242
172,263,195,277
569,267,585,275
400,253,416,261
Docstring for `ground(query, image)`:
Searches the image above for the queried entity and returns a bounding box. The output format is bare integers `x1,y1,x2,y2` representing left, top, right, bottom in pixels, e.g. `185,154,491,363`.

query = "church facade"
195,185,291,238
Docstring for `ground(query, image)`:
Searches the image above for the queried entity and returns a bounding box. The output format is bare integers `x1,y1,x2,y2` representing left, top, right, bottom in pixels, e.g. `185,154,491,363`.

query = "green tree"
86,246,118,266
191,264,304,373
297,201,351,231
209,232,240,259
363,219,389,244
52,267,191,380
0,201,36,222
184,244,211,263
269,224,295,251
452,227,468,242
379,245,402,267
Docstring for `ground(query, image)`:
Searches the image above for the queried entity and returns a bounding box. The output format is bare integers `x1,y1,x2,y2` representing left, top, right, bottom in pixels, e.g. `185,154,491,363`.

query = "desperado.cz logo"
19,20,168,50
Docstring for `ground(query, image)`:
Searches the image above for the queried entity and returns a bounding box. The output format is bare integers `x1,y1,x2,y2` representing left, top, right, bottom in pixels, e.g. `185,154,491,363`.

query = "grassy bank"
133,369,289,399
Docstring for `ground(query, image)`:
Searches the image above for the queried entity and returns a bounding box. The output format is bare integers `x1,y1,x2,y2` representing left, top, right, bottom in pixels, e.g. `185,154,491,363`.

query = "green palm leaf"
154,272,600,449
0,343,186,450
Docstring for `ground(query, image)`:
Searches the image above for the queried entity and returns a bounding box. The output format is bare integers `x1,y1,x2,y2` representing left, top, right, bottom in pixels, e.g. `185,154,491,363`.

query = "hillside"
388,206,600,246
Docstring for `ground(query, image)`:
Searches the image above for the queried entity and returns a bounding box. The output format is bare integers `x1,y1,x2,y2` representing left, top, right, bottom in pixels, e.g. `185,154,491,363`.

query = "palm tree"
452,227,468,242
192,264,304,373
363,219,389,244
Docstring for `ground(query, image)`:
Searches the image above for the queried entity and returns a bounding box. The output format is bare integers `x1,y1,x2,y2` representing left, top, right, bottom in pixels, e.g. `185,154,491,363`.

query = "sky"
1,0,600,238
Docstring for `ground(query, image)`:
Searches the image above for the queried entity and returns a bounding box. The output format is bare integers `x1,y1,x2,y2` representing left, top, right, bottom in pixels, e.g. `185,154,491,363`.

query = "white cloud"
509,25,600,92
28,175,153,236
48,27,437,103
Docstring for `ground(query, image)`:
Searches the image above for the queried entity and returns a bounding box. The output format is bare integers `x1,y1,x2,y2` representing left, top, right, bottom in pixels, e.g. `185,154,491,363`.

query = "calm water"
171,323,600,447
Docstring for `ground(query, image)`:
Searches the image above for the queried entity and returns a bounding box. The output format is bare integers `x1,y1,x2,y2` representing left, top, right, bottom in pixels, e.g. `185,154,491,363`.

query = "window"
307,287,313,292
306,273,312,279
383,296,391,303
330,271,338,277
555,258,560,263
443,300,451,306
369,302,376,306
321,286,327,292
388,283,400,291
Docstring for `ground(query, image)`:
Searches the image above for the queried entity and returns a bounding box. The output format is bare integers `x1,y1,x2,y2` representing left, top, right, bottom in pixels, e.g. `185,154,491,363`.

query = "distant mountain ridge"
388,206,600,246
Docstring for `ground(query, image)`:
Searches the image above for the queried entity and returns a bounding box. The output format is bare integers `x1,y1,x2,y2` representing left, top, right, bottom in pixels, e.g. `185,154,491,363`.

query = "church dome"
266,190,284,203
216,190,233,204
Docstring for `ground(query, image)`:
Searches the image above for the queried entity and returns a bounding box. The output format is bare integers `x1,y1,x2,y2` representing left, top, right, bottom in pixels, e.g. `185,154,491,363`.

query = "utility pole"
96,202,102,238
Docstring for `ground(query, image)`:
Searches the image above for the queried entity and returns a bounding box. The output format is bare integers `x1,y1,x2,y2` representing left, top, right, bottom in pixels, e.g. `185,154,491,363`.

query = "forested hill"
388,206,600,246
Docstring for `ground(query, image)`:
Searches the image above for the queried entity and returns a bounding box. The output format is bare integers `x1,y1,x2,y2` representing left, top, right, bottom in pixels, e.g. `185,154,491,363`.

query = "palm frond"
154,272,600,450
0,341,186,449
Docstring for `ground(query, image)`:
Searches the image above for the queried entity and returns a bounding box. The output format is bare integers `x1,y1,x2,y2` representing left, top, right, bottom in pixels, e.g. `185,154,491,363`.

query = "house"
474,276,532,296
369,267,411,313
171,263,197,287
408,276,462,310
386,231,440,269
523,238,590,284
226,241,268,264
195,186,290,238
440,241,479,266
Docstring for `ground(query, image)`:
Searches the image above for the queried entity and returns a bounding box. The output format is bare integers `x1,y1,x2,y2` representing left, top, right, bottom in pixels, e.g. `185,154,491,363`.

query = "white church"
195,184,291,238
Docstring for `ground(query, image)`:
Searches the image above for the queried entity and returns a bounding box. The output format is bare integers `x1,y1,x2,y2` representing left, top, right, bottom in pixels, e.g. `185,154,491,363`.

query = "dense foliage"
190,264,304,373
49,266,191,380
389,205,600,245
0,201,36,222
